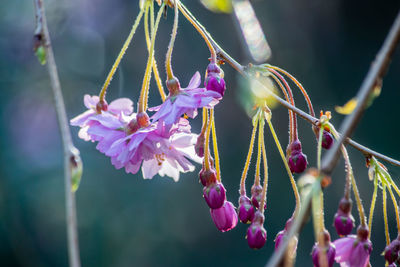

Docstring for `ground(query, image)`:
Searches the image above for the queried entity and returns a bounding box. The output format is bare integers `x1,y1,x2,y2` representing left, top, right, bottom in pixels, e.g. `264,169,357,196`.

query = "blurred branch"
179,2,400,168
33,0,81,266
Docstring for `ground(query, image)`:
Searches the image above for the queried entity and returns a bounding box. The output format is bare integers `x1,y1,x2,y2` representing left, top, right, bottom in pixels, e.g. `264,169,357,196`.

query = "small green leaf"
201,0,232,13
35,45,47,65
70,154,83,193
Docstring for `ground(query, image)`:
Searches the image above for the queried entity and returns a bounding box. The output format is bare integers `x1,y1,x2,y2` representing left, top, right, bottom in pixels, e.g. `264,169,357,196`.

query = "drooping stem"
383,185,390,245
240,123,258,195
254,119,262,186
368,176,378,237
266,118,301,216
317,126,324,170
138,2,165,113
177,1,217,62
99,6,145,102
210,109,221,182
268,65,315,117
268,69,298,141
165,0,179,80
203,109,212,170
387,185,400,234
33,0,81,266
260,122,268,212
350,172,367,227
144,1,166,101
268,72,295,143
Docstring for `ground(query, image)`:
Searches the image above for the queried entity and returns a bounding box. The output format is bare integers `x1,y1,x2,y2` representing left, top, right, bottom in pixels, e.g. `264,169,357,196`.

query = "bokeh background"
1,0,400,266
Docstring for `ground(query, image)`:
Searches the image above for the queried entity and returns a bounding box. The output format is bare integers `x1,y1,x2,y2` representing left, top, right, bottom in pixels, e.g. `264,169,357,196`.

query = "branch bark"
33,1,81,266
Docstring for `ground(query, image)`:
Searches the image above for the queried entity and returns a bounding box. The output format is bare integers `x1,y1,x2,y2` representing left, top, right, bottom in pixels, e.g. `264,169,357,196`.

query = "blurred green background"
1,0,400,266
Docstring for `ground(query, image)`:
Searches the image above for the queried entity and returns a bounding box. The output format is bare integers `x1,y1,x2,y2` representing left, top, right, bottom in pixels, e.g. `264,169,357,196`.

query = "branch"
33,1,81,266
177,3,400,168
321,10,400,174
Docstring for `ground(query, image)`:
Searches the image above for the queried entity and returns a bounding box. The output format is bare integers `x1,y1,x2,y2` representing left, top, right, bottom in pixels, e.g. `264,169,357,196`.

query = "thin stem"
138,2,165,112
266,118,301,216
383,185,390,245
99,6,145,102
240,123,258,195
203,109,212,170
165,0,179,80
317,126,324,170
268,65,315,117
210,109,221,182
179,2,400,168
368,176,378,237
268,69,298,141
268,72,295,143
177,1,216,62
33,0,81,266
254,119,262,186
260,122,268,211
350,171,367,227
145,1,166,101
387,185,400,234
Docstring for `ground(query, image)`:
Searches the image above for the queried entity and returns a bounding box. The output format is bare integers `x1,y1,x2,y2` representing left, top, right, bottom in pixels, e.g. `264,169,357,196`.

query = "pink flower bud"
199,168,217,186
311,230,336,267
384,239,400,264
203,182,226,209
210,201,238,232
247,211,267,249
333,198,354,236
322,130,334,149
238,195,255,224
205,75,226,96
287,139,308,173
251,184,264,209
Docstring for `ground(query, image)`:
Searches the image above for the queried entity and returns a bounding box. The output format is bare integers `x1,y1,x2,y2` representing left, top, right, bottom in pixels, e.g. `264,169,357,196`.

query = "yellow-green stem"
138,2,165,112
99,6,145,101
317,126,324,170
203,109,212,170
368,176,378,238
240,123,258,195
177,2,216,62
383,185,390,245
387,185,400,234
254,119,262,186
165,0,179,80
260,122,268,211
144,1,166,101
350,172,367,227
266,118,301,216
210,109,221,182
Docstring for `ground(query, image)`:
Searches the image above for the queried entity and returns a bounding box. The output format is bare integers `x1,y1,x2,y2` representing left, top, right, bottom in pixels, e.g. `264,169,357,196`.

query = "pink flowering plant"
33,0,400,266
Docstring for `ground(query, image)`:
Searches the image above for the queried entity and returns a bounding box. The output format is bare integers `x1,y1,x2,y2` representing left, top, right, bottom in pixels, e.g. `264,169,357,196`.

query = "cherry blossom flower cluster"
69,1,400,266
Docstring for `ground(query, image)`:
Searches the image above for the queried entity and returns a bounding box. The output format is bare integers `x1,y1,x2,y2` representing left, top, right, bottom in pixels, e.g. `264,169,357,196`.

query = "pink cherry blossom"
149,72,222,128
333,235,372,267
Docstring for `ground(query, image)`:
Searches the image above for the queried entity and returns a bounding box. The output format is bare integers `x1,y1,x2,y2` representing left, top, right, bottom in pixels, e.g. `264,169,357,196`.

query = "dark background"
1,0,400,266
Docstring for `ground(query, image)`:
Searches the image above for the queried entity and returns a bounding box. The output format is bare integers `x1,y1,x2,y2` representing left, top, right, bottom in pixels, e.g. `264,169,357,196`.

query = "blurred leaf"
70,153,83,192
35,46,47,65
335,98,357,115
367,83,382,107
201,0,232,13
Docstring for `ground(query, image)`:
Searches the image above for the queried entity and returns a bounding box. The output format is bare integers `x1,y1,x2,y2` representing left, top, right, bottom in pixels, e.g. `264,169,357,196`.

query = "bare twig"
321,10,400,174
33,1,81,266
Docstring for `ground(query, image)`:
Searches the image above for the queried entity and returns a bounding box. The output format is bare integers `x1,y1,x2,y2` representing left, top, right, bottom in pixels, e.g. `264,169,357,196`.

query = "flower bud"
210,201,238,232
203,182,226,209
311,230,336,267
247,211,267,249
274,217,298,256
251,184,264,209
321,130,334,149
238,195,255,224
205,63,226,96
206,62,221,75
199,168,217,186
384,239,400,264
96,99,108,113
287,139,308,173
166,76,181,95
195,133,205,157
333,198,354,236
137,112,150,128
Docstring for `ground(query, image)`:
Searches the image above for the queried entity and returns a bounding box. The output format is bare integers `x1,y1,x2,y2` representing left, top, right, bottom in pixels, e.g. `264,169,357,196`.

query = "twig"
265,10,400,267
321,10,400,174
177,2,400,168
33,1,81,266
